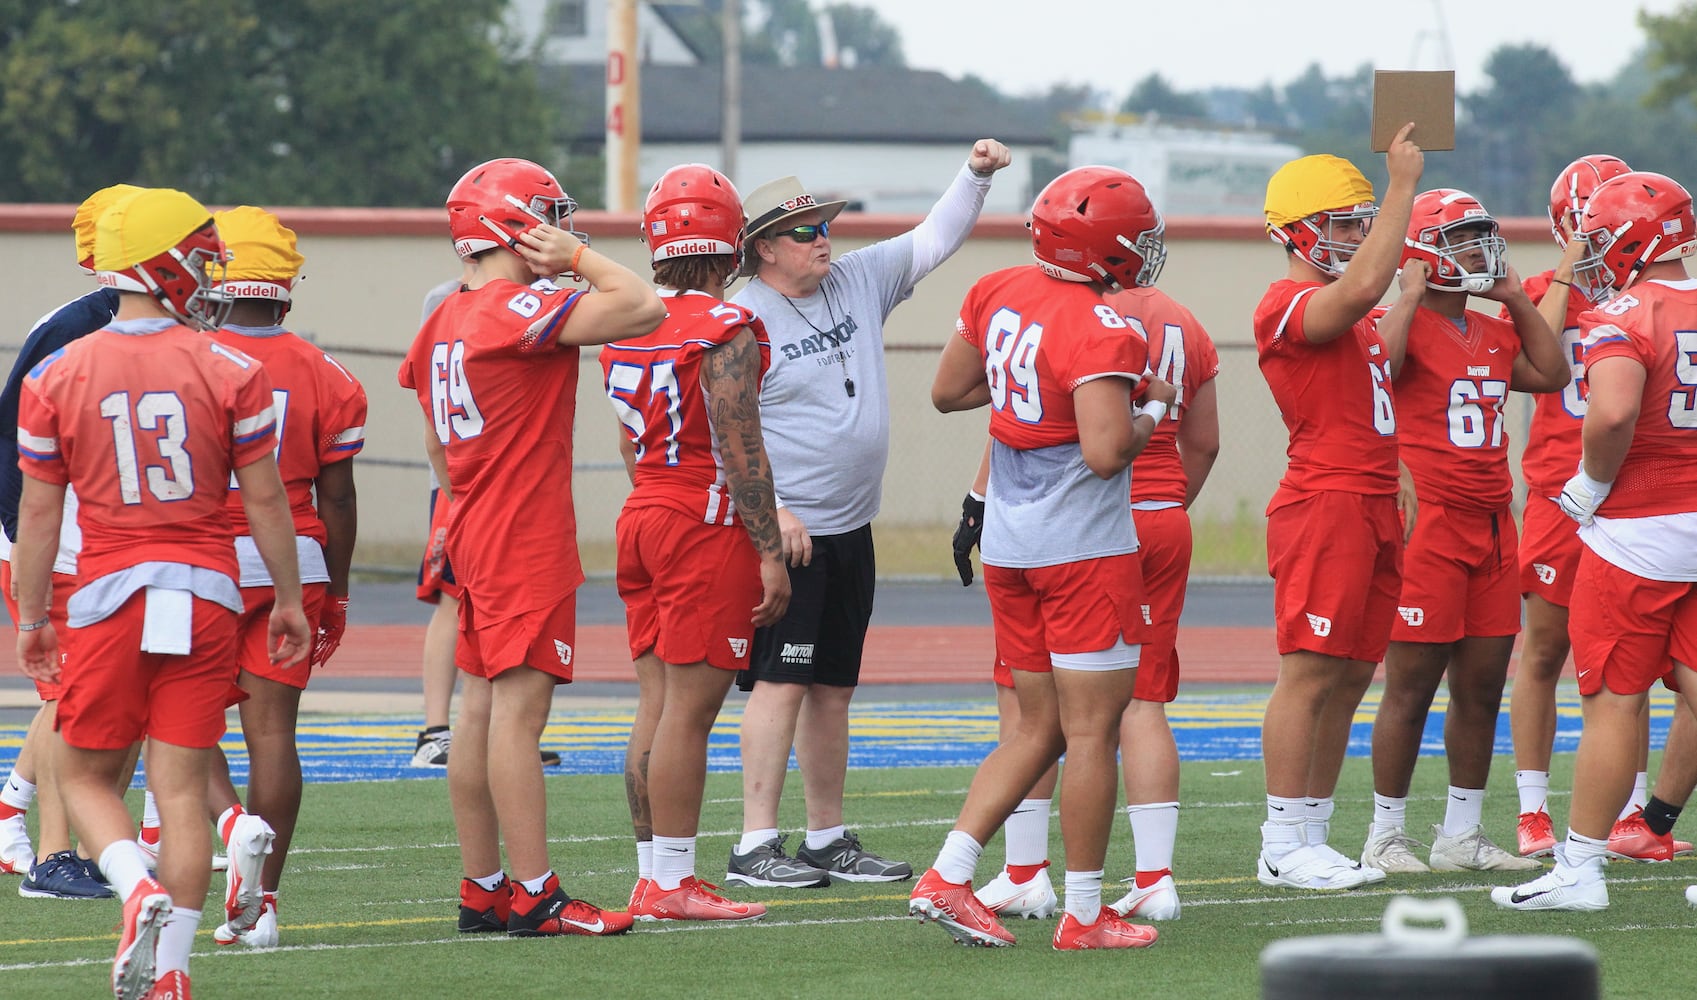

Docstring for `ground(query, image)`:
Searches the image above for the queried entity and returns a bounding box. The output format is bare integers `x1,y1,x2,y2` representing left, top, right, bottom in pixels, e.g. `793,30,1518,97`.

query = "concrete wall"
0,206,1564,573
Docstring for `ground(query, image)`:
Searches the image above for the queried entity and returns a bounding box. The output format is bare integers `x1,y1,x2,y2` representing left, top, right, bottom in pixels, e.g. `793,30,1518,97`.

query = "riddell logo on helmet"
658,240,724,259
221,280,288,300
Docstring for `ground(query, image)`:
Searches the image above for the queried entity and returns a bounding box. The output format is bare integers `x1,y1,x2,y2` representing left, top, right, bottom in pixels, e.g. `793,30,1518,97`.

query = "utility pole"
605,0,641,211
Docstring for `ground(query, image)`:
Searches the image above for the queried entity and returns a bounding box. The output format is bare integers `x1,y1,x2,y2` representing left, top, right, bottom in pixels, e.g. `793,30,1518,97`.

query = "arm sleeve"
907,162,994,286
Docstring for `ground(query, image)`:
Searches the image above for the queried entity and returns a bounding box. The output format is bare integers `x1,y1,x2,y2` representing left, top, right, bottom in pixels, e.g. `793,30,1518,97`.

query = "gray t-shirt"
733,236,916,536
982,440,1136,569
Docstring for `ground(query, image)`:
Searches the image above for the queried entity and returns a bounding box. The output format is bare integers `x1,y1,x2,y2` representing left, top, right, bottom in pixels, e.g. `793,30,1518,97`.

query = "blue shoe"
78,853,111,886
18,850,116,899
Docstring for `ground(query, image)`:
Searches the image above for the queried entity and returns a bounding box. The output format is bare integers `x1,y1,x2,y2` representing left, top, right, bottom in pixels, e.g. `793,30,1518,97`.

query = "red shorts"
57,592,239,750
616,505,759,672
1519,495,1582,608
1267,491,1403,662
235,583,328,690
1567,550,1690,696
416,489,461,604
984,552,1150,675
456,589,577,683
1130,506,1191,703
1,561,73,701
1391,503,1520,643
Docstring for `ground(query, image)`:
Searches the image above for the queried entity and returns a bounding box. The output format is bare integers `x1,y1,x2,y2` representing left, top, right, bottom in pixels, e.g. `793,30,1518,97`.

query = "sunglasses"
771,221,830,243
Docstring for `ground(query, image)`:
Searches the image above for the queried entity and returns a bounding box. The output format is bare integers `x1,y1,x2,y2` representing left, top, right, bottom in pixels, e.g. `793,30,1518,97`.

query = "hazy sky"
851,0,1686,98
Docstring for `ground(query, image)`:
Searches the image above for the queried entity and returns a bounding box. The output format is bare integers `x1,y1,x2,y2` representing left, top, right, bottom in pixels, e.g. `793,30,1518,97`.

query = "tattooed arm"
703,328,792,627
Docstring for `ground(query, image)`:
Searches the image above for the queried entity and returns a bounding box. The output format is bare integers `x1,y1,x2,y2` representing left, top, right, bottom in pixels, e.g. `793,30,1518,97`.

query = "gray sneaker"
725,835,831,889
796,830,913,883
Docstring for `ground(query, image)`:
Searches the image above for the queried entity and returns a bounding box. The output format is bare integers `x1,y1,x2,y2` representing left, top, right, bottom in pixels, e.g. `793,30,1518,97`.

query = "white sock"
98,841,154,901
1126,802,1178,875
737,827,780,856
1443,786,1485,837
1005,799,1051,868
156,907,200,975
469,870,506,892
1266,794,1304,824
0,773,35,811
1515,770,1550,815
518,870,552,896
142,790,161,828
652,835,695,891
1371,793,1407,838
932,830,983,885
1559,830,1609,872
804,824,845,852
1260,819,1305,861
1063,869,1104,924
1622,772,1649,818
1304,797,1335,847
636,841,654,880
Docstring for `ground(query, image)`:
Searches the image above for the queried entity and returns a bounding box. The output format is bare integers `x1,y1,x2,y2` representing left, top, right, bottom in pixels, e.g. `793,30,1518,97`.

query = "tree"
1642,5,1697,111
741,0,903,68
1120,74,1209,120
0,0,557,206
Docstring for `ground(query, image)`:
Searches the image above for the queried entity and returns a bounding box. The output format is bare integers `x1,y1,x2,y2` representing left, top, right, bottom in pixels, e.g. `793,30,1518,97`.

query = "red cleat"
114,877,172,1000
1517,810,1557,858
644,877,765,922
1052,908,1160,951
144,970,190,1000
457,875,511,933
628,877,658,921
908,868,1014,947
507,874,634,936
1608,810,1681,862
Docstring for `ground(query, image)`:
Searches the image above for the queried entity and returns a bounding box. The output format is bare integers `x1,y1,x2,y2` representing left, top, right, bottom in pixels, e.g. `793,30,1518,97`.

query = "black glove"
951,492,985,586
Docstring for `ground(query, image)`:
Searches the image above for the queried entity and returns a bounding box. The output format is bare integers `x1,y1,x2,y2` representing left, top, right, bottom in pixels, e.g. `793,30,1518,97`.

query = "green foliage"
1122,73,1210,121
0,0,559,206
742,0,903,68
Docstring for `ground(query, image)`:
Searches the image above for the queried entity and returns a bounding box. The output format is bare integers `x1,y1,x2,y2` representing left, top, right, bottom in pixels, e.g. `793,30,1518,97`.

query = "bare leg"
738,680,807,833
485,666,556,881
448,674,499,878
624,652,664,843
1120,699,1178,804
1569,689,1648,840
422,595,459,731
796,684,853,832
1053,667,1137,873
647,662,736,838
1510,595,1570,773
1000,684,1059,799
1444,635,1516,790
236,673,303,889
1264,651,1376,800
1371,642,1449,798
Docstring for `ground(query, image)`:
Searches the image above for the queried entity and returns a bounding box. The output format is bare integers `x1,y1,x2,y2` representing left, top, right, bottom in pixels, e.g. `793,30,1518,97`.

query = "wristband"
570,244,587,273
1139,400,1169,425
16,616,49,632
1551,278,1574,288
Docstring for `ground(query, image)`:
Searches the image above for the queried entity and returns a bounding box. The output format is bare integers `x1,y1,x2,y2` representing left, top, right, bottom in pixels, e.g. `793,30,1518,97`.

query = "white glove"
1557,471,1613,526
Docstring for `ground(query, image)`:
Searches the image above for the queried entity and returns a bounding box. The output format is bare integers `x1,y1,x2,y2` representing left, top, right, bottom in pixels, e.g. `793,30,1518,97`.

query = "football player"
397,158,662,937
1253,128,1421,890
1494,171,1697,910
1358,189,1565,875
913,166,1174,950
606,164,788,923
14,188,311,1000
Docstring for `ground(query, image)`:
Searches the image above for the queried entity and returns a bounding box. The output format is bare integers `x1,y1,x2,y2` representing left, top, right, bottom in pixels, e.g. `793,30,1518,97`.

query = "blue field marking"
0,687,1678,784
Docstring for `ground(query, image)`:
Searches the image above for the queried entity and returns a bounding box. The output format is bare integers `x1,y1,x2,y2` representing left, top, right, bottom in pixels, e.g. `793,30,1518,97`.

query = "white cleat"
215,892,278,948
0,814,34,875
1360,826,1431,874
1109,873,1181,920
1430,824,1540,872
1258,844,1381,890
973,865,1057,919
1687,885,1697,909
1491,865,1608,911
222,815,275,934
1310,842,1385,884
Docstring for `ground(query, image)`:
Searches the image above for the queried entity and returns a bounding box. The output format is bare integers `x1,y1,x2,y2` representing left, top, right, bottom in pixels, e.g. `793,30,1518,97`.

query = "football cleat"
1052,908,1159,950
725,835,831,888
1109,873,1181,921
644,877,765,922
1686,885,1697,908
795,830,913,883
143,969,189,1000
1517,810,1557,858
506,874,633,937
1430,824,1540,871
1311,842,1387,884
457,875,510,933
222,814,275,934
1491,865,1609,912
1607,810,1692,862
214,892,278,947
0,814,34,875
1257,845,1380,891
975,864,1058,919
627,877,657,921
909,868,1015,947
1360,826,1431,874
113,877,172,1000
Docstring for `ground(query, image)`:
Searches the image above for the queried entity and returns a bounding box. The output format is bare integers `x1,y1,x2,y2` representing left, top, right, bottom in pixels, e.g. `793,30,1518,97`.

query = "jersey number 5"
606,361,683,464
100,391,194,504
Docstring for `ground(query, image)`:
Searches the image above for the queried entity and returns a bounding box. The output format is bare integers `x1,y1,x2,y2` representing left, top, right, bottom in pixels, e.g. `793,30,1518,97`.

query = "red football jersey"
1388,306,1520,511
600,291,771,525
211,328,367,543
397,278,587,614
17,324,276,586
1254,279,1398,508
1108,287,1220,505
957,266,1146,449
1579,280,1697,517
1515,269,1592,498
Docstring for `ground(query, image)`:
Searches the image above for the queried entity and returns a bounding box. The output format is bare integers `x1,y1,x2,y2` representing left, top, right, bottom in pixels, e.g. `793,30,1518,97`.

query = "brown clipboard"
1371,70,1456,151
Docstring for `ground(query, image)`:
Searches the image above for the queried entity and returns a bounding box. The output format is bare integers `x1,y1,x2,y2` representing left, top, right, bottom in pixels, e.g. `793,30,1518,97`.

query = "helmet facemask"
1571,222,1637,304
1423,220,1507,293
1290,204,1378,276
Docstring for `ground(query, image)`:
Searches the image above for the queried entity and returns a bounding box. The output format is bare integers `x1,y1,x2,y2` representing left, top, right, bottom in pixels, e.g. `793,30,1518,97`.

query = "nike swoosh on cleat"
1264,862,1279,877
561,917,606,933
1510,888,1552,904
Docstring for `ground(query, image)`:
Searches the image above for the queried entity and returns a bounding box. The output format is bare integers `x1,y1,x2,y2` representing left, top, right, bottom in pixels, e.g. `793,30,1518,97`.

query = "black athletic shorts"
738,524,875,689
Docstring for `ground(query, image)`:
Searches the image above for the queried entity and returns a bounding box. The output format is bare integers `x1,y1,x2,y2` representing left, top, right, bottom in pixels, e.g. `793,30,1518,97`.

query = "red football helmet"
1403,189,1507,293
446,158,583,260
1029,166,1166,290
1549,154,1632,247
642,164,744,268
1572,171,1697,302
